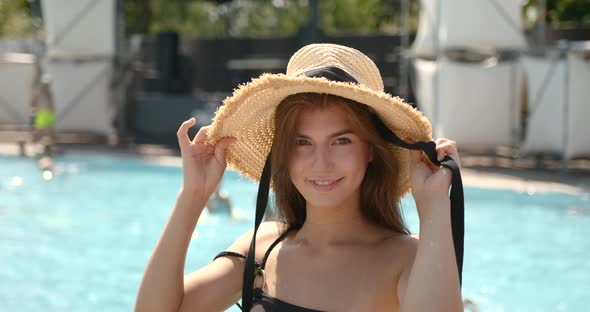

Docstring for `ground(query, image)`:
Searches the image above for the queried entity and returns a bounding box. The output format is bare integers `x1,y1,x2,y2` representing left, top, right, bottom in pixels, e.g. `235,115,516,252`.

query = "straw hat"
208,43,432,193
208,45,465,310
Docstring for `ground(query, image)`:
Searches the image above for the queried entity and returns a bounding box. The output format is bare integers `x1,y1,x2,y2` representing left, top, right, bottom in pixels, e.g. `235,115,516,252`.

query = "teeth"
311,180,337,186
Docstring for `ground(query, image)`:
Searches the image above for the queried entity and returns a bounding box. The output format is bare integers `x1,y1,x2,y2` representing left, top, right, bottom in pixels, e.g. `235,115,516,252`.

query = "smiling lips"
307,178,343,191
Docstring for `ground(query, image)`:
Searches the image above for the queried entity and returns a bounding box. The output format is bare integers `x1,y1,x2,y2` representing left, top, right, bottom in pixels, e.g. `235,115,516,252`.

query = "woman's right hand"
176,117,235,204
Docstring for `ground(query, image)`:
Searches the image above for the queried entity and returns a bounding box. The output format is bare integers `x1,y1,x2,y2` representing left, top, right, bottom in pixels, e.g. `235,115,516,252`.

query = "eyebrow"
295,129,355,139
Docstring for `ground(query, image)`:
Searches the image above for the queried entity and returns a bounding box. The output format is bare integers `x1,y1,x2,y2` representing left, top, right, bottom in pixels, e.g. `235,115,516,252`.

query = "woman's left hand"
408,138,461,211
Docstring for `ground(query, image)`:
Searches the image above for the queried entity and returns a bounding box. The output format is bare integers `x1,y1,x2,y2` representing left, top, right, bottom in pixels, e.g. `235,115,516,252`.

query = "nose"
311,144,334,170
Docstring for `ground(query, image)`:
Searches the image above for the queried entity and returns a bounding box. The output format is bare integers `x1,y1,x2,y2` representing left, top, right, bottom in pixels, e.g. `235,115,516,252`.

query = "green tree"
126,0,309,37
125,0,153,34
0,0,35,37
4,0,588,39
319,0,420,34
123,0,412,37
524,0,590,28
548,0,590,27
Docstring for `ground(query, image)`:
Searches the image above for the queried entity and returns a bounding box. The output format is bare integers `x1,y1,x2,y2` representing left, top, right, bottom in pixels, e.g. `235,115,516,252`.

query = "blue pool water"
1,154,589,312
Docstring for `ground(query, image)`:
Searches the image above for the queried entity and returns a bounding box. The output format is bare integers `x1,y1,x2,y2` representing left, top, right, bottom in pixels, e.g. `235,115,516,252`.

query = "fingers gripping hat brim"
207,73,432,195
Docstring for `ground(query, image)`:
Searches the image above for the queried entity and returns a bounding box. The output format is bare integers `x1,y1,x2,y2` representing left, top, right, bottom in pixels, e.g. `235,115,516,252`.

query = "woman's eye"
335,138,351,144
296,139,310,145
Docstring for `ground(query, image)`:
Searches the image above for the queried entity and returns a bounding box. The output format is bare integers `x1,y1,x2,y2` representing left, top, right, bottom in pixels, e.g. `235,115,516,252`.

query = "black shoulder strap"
213,251,246,261
241,154,273,311
260,227,294,270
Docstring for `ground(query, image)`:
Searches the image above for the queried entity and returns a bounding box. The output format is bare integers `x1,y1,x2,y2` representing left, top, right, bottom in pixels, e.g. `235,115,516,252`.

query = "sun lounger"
412,0,526,57
0,53,35,130
564,50,590,159
521,55,567,157
45,59,114,136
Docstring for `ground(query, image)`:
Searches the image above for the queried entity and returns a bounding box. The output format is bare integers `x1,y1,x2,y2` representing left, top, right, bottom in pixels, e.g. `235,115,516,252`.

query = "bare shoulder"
381,231,418,249
224,221,289,261
379,232,419,268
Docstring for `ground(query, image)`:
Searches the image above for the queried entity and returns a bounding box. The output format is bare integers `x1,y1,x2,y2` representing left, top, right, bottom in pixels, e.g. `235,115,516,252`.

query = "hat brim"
208,73,432,195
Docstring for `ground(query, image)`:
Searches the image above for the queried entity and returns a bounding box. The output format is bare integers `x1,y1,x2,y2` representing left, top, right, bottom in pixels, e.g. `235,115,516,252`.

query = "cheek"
347,157,369,181
338,146,370,167
340,148,371,185
288,153,305,182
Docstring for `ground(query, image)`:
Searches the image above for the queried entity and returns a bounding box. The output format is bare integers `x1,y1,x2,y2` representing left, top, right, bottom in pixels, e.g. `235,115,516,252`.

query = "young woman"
136,44,464,312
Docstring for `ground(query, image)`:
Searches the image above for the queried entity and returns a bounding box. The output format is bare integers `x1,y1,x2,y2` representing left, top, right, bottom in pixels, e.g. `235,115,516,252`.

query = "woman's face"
288,104,372,210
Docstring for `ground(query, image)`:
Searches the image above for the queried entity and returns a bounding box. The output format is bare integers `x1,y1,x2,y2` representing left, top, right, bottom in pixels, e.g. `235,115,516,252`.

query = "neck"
295,194,377,248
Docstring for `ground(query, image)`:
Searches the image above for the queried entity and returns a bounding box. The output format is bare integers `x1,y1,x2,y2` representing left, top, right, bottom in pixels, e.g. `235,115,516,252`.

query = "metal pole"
115,0,125,65
310,0,320,43
538,0,546,49
30,0,44,86
114,0,127,144
562,48,570,162
509,60,518,153
432,0,441,136
399,0,409,100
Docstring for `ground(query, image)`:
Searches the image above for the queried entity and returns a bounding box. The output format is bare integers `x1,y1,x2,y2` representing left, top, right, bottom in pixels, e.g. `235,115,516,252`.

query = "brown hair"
270,93,409,234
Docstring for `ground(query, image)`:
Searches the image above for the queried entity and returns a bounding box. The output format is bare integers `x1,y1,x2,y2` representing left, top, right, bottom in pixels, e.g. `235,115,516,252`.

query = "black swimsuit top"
214,229,325,312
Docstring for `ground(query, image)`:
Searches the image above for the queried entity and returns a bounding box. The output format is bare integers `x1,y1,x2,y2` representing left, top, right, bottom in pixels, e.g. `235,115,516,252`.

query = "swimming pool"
1,154,589,311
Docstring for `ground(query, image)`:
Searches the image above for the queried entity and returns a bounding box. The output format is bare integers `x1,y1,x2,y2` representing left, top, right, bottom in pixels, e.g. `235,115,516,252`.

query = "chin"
299,187,355,210
304,196,344,210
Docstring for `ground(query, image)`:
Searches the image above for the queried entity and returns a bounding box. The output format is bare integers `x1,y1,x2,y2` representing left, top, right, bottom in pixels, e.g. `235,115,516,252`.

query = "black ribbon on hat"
240,66,464,311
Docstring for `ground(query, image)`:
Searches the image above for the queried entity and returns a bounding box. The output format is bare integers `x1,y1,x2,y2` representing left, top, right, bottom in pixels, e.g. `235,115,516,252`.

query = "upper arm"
395,235,419,308
178,221,285,312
